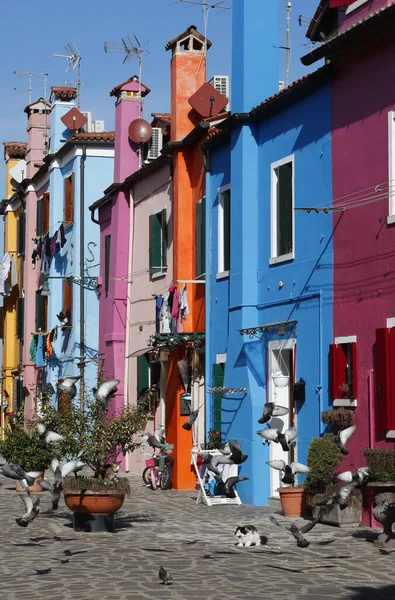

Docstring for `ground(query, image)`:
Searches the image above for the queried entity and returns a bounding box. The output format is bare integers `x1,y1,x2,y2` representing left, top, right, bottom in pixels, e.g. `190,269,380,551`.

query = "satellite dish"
188,82,228,118
128,118,152,144
9,160,26,184
61,107,88,131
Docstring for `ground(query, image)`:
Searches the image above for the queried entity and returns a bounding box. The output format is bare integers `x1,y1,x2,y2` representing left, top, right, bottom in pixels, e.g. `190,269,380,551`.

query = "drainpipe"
124,188,134,472
90,207,99,225
204,150,212,440
79,146,86,412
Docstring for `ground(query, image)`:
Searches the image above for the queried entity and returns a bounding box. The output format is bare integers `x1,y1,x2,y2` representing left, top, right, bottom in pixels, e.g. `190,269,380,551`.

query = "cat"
103,461,121,482
234,525,262,547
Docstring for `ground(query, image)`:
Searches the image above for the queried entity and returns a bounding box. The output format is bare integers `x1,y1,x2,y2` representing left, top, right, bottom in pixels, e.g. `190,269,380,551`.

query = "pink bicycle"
143,453,174,490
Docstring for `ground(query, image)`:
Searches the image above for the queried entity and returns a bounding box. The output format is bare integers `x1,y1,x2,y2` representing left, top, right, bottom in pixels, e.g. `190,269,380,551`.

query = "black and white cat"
234,525,261,547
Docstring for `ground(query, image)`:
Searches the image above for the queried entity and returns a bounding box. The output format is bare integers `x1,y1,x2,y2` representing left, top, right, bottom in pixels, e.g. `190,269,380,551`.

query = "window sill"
333,398,357,408
269,253,294,266
345,0,370,15
216,270,230,280
387,215,395,226
150,271,167,281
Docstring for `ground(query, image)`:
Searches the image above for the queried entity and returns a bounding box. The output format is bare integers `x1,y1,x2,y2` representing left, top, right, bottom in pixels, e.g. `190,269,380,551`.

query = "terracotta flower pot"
63,489,125,515
16,473,44,493
278,486,306,517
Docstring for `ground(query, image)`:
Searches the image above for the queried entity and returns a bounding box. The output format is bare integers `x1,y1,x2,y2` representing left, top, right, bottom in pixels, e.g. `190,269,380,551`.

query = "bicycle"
143,452,174,490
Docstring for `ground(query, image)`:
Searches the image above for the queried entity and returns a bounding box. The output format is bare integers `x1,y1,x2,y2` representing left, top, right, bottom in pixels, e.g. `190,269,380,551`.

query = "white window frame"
270,155,295,265
217,184,230,278
388,111,395,224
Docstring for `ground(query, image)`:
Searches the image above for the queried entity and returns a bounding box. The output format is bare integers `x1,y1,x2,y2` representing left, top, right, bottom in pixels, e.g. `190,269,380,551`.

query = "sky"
0,0,320,195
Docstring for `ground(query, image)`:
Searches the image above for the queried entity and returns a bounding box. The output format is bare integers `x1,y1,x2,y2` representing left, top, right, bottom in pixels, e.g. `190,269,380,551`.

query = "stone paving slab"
0,474,394,599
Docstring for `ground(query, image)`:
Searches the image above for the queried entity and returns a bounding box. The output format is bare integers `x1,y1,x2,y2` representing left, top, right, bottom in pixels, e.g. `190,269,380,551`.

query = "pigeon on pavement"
16,493,40,527
266,460,311,485
159,566,173,585
258,402,289,424
257,427,298,452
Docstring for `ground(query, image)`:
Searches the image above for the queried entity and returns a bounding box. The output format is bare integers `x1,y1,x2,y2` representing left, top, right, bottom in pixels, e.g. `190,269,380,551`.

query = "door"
268,341,295,497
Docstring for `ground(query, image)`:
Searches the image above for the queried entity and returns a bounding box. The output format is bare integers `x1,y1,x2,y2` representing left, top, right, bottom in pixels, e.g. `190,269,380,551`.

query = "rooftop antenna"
177,0,230,69
53,43,82,108
298,15,310,28
276,1,292,87
13,70,49,156
104,35,149,117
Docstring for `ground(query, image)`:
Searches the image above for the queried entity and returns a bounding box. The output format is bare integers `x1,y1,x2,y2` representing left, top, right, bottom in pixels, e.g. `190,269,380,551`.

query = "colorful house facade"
203,1,334,505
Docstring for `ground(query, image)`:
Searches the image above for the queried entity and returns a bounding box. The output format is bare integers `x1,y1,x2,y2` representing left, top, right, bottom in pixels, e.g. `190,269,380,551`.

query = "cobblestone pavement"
0,474,395,600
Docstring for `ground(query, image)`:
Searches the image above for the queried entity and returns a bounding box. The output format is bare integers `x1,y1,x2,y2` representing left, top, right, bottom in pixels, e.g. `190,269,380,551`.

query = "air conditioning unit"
210,75,230,111
147,128,163,161
81,111,92,132
93,120,105,133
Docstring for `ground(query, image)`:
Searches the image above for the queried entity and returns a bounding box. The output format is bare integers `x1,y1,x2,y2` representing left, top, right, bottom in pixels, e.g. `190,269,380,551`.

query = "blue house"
203,3,333,505
28,86,114,405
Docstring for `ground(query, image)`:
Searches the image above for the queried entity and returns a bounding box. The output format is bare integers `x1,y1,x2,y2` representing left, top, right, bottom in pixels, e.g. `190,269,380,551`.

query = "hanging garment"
168,285,176,311
0,253,11,295
50,235,56,257
30,335,38,362
58,223,67,248
170,317,177,333
160,292,171,333
180,284,190,320
46,333,53,358
50,326,58,343
171,289,179,318
35,334,45,367
10,257,18,289
155,296,163,333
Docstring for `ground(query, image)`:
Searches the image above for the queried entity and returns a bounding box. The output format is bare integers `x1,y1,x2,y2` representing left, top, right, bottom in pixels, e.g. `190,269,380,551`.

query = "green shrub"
0,426,55,472
364,448,395,483
304,435,343,497
63,475,131,495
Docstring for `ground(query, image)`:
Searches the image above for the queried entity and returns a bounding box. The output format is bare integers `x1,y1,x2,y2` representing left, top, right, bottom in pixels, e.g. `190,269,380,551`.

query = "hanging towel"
171,289,179,318
180,284,190,320
30,334,38,362
35,334,45,367
10,257,18,289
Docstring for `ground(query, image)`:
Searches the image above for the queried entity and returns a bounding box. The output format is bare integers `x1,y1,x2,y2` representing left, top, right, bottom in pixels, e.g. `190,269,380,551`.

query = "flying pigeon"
56,309,71,331
219,476,249,499
182,405,202,431
219,443,231,455
39,459,63,509
92,379,120,410
257,427,298,452
337,467,370,485
154,425,166,445
37,423,64,445
60,458,85,479
228,439,248,465
269,514,321,548
335,425,357,455
211,454,234,466
159,565,173,585
0,464,42,491
203,454,222,479
57,376,81,401
315,481,358,510
16,493,40,527
258,402,289,425
266,460,311,485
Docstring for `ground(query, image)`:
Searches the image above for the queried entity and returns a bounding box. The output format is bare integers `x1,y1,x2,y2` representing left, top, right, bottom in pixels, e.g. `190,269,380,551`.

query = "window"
17,297,24,340
35,291,48,331
36,192,49,236
149,209,167,277
329,337,358,403
196,197,206,278
376,327,395,431
137,354,158,414
17,212,26,254
218,186,230,275
388,111,395,223
213,362,225,431
270,156,294,263
105,235,111,296
64,173,74,223
63,278,73,327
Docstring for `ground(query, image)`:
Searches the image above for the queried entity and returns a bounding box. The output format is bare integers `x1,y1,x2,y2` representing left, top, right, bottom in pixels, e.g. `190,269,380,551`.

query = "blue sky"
0,0,320,195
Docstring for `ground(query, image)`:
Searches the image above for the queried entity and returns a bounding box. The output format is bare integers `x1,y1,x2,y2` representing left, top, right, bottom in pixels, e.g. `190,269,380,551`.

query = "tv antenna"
13,70,48,105
298,15,310,28
53,42,82,108
177,0,230,68
104,35,149,117
276,1,292,87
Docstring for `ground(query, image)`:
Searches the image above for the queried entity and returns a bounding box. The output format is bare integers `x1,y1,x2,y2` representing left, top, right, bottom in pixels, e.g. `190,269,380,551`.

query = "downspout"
90,207,100,225
124,188,134,472
79,146,86,412
204,149,212,439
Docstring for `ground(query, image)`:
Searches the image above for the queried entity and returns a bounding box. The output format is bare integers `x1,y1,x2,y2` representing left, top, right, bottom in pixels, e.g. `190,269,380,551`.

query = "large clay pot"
278,486,306,517
16,473,44,493
63,489,126,533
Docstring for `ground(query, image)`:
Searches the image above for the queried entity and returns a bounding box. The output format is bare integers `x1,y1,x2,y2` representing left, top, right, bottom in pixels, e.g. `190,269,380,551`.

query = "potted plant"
321,407,355,429
0,425,54,492
305,434,362,527
38,385,155,532
364,448,395,546
277,484,307,518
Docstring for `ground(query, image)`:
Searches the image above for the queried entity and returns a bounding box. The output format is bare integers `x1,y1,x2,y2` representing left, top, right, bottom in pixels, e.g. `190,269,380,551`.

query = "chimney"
165,25,210,141
24,98,50,179
231,0,279,113
3,142,27,199
49,86,77,154
110,76,150,183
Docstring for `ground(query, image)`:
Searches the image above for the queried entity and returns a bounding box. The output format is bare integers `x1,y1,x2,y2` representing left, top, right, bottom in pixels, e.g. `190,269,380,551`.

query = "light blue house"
203,3,333,505
34,86,114,403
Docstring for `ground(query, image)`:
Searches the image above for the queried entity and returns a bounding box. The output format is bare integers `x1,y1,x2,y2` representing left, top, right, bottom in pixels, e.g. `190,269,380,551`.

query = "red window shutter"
376,328,392,430
329,0,354,7
389,329,395,429
329,343,338,400
351,342,358,400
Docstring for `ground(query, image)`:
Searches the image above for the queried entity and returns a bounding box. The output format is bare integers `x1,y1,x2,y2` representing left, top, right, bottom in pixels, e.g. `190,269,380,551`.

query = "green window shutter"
16,377,24,411
17,297,24,340
196,197,206,278
36,292,44,331
105,235,111,296
36,199,43,236
223,191,230,271
149,213,162,276
138,354,150,396
213,363,225,432
161,209,167,270
18,212,26,254
277,162,293,256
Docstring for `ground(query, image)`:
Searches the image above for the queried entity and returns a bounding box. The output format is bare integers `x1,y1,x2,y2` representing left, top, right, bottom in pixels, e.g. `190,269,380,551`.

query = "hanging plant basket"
272,372,289,388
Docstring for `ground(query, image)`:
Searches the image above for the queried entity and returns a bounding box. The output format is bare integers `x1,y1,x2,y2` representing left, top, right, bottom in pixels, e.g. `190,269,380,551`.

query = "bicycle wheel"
150,468,158,490
142,467,153,486
160,465,173,490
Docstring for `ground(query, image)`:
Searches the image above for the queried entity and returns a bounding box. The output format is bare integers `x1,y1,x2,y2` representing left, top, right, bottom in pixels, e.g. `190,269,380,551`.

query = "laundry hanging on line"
155,283,190,334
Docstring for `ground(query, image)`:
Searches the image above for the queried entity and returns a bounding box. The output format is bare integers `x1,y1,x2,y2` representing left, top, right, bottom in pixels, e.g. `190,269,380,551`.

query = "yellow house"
1,142,27,437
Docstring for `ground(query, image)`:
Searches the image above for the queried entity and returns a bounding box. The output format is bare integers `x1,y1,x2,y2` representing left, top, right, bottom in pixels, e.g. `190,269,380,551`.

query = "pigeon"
154,425,166,445
16,493,40,527
335,425,357,455
60,459,86,479
92,379,120,409
219,443,231,455
182,405,202,431
258,402,289,424
269,514,321,548
38,459,64,509
337,467,370,485
203,454,222,479
266,460,311,485
56,309,71,331
211,454,234,466
56,376,81,401
257,427,298,452
228,439,248,465
315,481,358,510
37,423,64,445
219,476,249,499
159,565,173,585
0,464,42,491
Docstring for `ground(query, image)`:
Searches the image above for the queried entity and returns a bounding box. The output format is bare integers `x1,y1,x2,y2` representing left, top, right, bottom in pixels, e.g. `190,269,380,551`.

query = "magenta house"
303,0,395,525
